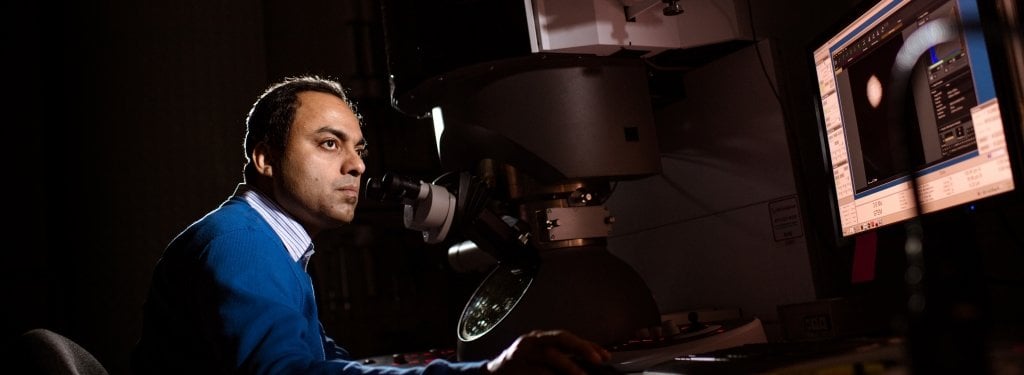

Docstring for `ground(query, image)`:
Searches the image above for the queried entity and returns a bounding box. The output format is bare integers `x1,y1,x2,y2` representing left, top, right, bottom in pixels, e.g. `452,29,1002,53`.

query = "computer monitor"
811,0,1017,238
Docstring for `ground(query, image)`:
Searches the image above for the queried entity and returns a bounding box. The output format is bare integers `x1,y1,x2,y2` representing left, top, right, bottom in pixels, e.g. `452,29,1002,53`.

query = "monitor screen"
811,0,1016,237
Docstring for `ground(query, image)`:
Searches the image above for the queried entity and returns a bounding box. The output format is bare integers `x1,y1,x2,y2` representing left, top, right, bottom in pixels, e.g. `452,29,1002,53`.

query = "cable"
388,84,433,120
887,16,960,319
607,193,793,238
746,0,783,107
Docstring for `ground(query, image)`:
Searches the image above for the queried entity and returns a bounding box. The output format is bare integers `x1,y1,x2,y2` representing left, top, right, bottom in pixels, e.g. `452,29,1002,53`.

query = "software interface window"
813,0,1015,236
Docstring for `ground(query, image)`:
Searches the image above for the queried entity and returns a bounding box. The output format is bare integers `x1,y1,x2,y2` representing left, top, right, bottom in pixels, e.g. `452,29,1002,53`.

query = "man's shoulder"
192,197,262,230
169,197,273,251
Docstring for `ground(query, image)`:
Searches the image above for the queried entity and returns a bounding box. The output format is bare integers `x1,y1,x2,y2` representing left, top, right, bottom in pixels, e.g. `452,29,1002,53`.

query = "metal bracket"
537,206,614,241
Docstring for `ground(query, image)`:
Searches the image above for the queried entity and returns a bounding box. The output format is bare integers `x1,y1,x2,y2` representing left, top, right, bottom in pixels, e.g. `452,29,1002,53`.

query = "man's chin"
330,214,354,225
330,208,356,224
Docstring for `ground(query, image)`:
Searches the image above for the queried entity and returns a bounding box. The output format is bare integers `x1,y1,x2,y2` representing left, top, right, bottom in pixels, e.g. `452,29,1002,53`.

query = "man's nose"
344,151,366,176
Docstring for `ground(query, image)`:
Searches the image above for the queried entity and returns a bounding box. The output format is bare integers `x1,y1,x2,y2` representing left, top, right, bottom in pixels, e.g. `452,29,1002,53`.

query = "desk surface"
640,336,1024,375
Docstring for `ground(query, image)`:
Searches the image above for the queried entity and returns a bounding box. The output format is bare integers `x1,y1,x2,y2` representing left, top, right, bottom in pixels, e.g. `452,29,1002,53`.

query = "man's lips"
338,186,360,198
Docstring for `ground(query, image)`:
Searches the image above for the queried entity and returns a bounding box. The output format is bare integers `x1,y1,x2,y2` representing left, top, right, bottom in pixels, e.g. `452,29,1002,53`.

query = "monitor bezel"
804,0,1024,243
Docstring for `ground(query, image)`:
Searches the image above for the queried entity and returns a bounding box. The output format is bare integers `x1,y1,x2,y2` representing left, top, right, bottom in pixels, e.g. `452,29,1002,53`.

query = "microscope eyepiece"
364,173,424,203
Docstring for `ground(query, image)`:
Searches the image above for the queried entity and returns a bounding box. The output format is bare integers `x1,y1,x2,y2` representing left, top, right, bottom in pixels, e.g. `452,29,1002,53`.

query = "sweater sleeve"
195,230,488,375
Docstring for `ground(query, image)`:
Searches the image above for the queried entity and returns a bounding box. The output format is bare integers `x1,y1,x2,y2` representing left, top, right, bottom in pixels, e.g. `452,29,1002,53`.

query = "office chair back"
9,328,109,375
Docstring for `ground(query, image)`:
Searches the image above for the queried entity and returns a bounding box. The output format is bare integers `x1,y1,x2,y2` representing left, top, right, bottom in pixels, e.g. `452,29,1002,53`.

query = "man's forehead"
293,93,359,126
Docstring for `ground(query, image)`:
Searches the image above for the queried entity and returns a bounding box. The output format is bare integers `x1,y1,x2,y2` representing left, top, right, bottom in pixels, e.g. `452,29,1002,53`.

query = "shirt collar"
235,184,314,266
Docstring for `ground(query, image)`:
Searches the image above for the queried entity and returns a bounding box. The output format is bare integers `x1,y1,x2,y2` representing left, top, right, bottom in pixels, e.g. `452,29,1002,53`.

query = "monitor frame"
807,0,1024,240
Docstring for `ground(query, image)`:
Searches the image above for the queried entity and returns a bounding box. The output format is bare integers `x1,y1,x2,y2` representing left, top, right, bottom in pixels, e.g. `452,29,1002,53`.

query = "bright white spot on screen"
867,74,883,108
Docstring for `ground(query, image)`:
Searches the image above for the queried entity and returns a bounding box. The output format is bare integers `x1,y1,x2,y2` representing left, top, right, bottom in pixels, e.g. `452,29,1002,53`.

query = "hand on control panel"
484,330,613,375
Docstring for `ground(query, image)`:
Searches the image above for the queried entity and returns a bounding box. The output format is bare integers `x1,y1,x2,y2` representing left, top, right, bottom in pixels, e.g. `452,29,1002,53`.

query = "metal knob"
662,0,684,16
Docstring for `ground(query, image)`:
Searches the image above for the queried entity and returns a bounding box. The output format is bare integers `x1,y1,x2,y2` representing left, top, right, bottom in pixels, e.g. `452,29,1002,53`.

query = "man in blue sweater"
132,76,610,374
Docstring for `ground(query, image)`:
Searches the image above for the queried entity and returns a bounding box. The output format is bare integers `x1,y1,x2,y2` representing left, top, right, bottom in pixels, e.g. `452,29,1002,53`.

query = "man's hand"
484,330,611,375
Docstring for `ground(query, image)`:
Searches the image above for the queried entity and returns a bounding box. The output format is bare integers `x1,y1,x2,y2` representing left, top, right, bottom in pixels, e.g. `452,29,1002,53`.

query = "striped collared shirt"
235,184,315,269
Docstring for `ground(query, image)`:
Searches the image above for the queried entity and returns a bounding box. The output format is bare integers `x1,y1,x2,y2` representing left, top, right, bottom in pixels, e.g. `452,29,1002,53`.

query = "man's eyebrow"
318,126,366,146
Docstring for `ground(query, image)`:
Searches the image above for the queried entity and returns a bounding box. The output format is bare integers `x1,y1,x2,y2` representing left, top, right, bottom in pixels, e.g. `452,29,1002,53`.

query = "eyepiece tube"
364,173,425,203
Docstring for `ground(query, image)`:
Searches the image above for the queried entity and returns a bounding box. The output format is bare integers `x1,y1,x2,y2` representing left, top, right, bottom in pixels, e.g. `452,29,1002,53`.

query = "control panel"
357,348,457,368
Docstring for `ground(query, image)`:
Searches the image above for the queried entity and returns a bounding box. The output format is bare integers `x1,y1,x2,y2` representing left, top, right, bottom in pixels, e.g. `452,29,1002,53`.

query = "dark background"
11,1,475,373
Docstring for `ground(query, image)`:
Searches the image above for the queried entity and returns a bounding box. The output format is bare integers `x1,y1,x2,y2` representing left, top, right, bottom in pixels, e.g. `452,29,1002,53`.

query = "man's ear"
252,142,274,177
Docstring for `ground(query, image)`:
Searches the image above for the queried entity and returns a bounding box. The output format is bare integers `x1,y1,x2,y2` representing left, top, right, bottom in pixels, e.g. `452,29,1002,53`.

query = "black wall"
9,1,473,374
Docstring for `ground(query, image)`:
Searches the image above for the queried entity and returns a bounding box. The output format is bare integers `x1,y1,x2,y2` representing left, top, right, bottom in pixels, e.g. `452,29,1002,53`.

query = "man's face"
272,91,366,235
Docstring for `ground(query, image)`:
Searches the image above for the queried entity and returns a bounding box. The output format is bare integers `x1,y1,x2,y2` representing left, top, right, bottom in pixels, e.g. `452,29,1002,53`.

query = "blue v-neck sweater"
133,197,486,374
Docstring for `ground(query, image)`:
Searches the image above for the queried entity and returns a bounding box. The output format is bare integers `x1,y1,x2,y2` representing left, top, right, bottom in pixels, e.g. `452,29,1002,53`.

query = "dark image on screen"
846,34,925,191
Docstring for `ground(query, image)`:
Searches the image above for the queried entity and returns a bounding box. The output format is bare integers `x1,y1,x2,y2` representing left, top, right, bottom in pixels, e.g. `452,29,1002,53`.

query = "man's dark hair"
243,75,360,182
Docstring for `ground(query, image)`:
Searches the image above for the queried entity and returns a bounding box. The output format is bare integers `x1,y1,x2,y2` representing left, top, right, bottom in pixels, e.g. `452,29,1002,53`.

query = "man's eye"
322,140,337,149
357,148,369,158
